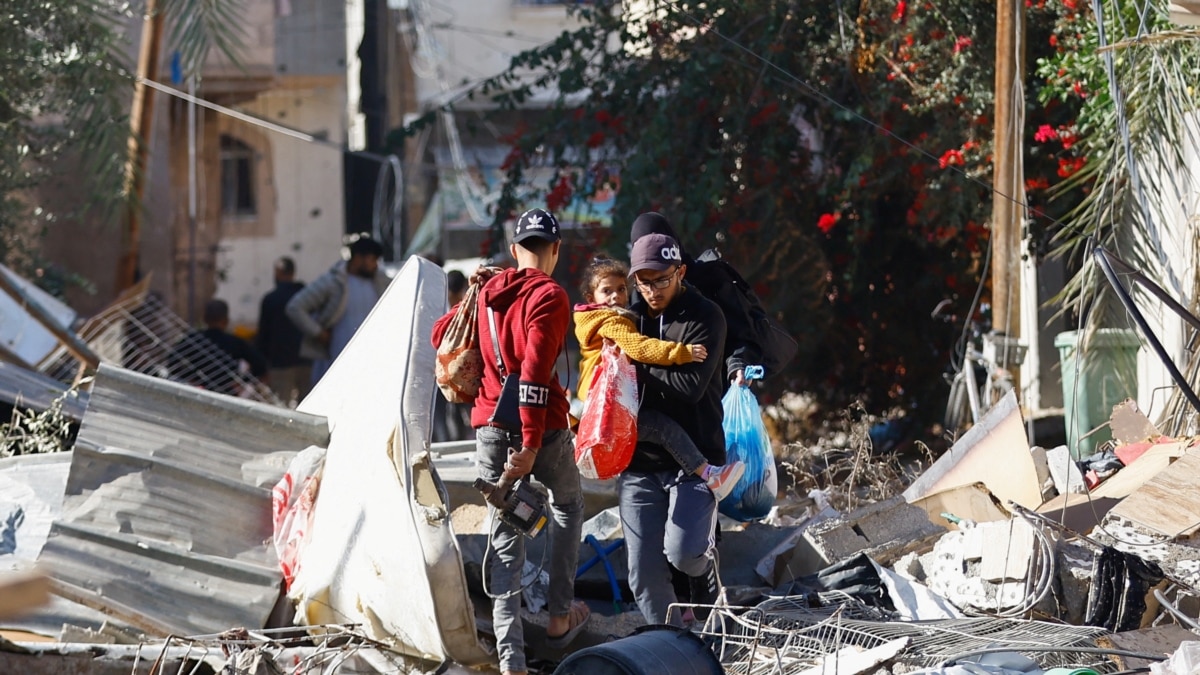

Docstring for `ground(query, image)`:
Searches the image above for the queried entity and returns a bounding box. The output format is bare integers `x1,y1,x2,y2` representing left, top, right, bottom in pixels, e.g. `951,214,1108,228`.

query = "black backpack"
692,249,798,379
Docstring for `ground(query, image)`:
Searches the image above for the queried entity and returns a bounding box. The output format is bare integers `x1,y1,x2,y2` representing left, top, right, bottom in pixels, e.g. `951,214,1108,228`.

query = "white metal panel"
294,256,492,665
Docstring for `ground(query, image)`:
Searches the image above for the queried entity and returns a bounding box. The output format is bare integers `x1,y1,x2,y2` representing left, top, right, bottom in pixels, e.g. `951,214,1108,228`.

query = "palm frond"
159,0,248,74
1048,0,1200,332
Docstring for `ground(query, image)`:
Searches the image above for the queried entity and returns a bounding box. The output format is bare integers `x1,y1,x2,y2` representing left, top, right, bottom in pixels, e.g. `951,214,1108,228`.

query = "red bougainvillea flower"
595,110,612,125
1049,34,1058,47
546,175,573,212
817,213,838,233
1057,156,1086,178
1064,0,1077,9
1060,130,1076,149
1033,124,1060,142
729,220,760,236
500,146,523,171
1072,81,1087,98
1025,176,1051,191
585,131,605,148
938,149,964,168
750,101,780,127
953,36,973,53
892,0,907,22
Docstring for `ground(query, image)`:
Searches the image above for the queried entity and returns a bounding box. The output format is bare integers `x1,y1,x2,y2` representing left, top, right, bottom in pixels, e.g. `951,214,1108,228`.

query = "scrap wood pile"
669,392,1200,675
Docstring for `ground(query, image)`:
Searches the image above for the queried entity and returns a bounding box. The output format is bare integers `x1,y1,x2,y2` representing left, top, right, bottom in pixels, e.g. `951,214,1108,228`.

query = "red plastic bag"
575,341,639,480
271,445,325,591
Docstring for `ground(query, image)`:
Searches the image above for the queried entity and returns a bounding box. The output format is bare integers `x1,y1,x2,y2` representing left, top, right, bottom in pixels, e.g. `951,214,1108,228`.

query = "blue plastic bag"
718,367,777,521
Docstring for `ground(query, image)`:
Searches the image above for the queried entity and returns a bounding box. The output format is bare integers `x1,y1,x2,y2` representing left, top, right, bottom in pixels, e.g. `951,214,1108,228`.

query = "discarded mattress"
36,365,330,636
293,256,492,666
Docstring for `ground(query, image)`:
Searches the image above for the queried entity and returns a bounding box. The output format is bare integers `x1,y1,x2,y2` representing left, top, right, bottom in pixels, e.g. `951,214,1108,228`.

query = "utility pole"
117,0,165,292
992,0,1025,393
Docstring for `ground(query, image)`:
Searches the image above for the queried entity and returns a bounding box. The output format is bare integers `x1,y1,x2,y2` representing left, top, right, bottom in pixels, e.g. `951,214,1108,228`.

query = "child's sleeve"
598,314,693,366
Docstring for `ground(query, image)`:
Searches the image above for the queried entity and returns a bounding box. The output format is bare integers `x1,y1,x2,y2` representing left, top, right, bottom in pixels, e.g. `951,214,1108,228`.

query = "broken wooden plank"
0,570,50,620
1108,451,1200,539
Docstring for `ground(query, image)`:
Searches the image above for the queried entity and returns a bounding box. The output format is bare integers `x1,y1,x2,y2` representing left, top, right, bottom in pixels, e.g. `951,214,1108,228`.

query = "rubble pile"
0,258,1197,674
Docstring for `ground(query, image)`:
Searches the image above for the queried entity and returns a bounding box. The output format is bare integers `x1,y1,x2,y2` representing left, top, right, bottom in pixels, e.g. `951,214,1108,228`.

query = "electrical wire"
1153,588,1200,632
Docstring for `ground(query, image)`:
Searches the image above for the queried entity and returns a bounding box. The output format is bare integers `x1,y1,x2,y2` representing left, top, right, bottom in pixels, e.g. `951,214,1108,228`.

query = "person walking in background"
285,236,390,386
256,256,311,406
170,299,268,397
431,209,589,675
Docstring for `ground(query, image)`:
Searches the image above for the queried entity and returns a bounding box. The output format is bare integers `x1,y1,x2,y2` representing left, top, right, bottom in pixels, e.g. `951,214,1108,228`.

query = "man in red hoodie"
431,208,587,675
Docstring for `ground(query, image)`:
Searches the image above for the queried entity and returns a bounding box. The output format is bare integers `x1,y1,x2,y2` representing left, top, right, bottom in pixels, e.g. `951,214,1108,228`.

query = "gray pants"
476,426,583,673
618,469,718,626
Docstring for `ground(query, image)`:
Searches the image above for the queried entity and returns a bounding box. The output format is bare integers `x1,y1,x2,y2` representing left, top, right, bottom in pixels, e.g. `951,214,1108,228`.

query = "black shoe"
687,558,720,623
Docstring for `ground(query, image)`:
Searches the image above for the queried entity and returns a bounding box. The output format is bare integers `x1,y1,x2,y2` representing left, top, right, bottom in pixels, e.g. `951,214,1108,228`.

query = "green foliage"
0,389,81,458
0,0,133,265
1035,0,1200,328
0,0,245,295
449,0,1082,417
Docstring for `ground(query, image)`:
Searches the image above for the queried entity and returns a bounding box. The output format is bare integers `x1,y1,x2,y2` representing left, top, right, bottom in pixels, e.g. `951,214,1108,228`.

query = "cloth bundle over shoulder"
435,276,485,403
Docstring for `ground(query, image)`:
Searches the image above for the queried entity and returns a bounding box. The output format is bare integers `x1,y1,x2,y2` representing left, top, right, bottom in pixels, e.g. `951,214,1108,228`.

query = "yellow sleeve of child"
597,314,693,365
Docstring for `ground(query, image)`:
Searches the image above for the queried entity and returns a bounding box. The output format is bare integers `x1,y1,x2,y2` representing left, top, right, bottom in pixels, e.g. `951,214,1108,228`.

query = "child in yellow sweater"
574,256,744,499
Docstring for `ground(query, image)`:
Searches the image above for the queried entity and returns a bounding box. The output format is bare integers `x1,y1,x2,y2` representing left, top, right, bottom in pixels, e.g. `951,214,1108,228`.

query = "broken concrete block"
1045,445,1086,495
775,496,945,584
961,524,984,561
1030,446,1054,500
757,506,838,586
978,519,1035,582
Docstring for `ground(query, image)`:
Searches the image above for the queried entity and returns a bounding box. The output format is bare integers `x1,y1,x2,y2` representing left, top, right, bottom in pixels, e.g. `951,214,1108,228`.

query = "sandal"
545,600,590,649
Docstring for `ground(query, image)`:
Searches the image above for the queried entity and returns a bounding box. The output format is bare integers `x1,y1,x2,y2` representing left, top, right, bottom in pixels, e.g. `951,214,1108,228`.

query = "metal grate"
687,595,1114,675
126,625,428,674
38,279,280,406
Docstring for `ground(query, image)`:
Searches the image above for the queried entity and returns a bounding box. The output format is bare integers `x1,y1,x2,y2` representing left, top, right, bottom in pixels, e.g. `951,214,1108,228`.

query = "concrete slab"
776,496,945,584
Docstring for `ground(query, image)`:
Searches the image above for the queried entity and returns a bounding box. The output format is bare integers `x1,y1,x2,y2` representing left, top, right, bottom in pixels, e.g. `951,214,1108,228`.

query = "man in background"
256,256,311,406
286,237,390,385
170,299,268,397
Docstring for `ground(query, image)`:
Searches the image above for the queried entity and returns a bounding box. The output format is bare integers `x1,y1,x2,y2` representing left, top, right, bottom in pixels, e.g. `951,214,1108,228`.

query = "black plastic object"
553,625,723,675
1084,546,1163,632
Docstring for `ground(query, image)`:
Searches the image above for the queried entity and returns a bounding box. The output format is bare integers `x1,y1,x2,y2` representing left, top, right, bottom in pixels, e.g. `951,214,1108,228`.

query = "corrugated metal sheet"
36,364,329,636
0,361,87,420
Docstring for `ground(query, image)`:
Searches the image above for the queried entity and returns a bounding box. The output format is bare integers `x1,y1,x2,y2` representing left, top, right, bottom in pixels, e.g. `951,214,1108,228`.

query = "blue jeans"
618,469,717,626
639,408,709,475
475,426,583,673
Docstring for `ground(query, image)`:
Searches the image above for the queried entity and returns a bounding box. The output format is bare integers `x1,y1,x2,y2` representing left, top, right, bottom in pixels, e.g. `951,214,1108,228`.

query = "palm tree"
1039,0,1200,433
0,0,245,281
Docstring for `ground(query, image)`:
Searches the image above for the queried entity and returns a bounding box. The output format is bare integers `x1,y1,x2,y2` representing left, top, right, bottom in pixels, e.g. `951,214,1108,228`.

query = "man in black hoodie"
620,233,728,626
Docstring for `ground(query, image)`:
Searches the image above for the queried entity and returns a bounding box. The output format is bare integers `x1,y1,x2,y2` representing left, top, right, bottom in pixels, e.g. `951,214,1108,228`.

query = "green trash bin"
1055,329,1140,459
